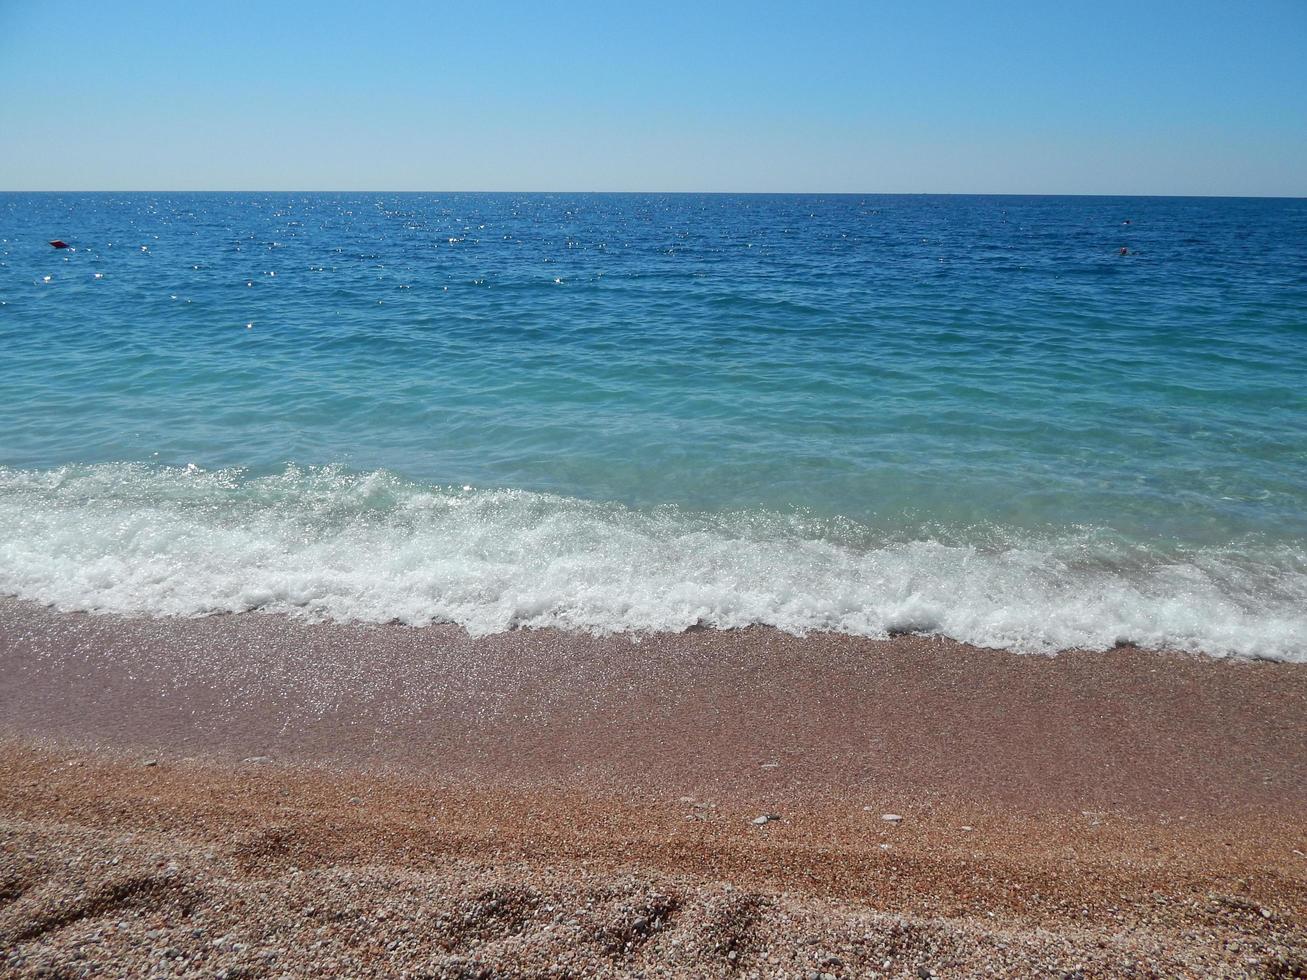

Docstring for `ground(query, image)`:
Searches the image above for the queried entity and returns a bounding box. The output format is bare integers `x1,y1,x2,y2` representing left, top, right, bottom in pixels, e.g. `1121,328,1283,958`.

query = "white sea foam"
1,463,1303,661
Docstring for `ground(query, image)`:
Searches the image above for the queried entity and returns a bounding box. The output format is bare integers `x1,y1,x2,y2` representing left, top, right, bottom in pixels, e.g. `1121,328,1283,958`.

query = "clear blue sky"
2,0,1304,195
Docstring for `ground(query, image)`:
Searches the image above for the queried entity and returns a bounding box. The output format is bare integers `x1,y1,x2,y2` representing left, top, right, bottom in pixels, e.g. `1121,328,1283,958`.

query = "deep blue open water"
2,192,1305,657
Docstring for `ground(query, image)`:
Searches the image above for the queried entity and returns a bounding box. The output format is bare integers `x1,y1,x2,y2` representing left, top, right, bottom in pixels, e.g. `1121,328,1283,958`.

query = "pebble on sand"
752,814,781,825
881,813,903,823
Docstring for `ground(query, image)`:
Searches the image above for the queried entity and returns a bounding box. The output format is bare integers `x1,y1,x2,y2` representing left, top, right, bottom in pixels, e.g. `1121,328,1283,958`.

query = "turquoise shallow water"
1,193,1305,657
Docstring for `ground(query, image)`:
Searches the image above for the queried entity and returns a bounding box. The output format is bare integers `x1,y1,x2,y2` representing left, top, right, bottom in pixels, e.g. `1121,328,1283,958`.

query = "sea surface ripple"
1,193,1304,658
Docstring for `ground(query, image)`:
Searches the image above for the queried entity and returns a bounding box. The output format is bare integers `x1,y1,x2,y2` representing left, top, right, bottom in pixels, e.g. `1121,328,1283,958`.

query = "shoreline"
1,596,1305,975
1,597,1303,809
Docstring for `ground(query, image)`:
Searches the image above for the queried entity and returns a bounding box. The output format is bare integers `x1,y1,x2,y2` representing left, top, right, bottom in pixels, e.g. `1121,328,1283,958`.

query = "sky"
1,0,1304,195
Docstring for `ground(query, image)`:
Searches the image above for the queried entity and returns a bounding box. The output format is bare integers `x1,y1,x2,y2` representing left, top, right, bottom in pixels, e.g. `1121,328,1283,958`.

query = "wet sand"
1,596,1304,976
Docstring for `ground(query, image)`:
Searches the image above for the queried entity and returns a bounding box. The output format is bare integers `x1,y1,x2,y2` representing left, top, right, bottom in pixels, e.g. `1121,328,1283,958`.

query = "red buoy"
49,240,69,249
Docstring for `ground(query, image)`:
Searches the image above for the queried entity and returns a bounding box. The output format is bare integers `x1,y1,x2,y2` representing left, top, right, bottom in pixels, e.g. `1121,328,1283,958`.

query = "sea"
1,193,1304,660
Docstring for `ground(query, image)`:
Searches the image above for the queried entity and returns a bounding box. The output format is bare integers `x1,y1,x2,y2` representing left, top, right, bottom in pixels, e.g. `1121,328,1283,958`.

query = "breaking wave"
1,463,1303,660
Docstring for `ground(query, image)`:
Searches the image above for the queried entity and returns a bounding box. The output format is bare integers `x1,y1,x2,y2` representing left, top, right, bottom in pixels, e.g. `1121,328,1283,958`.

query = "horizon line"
2,189,1305,200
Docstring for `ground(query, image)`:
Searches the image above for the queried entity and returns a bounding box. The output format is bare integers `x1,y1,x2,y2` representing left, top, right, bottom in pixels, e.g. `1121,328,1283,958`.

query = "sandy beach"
0,596,1304,976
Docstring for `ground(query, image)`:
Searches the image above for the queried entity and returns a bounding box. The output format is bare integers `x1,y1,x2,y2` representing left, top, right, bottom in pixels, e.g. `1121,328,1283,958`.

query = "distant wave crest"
1,463,1303,661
